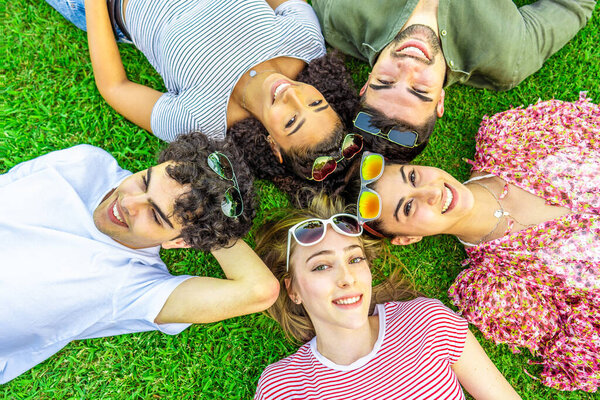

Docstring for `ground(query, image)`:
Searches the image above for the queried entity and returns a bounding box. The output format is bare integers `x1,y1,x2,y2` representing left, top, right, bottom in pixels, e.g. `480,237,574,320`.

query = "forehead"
365,86,435,126
290,229,363,269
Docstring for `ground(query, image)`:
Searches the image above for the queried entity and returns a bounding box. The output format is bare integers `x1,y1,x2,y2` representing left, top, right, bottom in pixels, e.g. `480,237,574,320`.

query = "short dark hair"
357,104,437,163
158,132,255,252
230,52,359,207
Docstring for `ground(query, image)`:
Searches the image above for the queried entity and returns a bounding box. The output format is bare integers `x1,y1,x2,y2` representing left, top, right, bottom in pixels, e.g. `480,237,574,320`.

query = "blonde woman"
253,195,520,400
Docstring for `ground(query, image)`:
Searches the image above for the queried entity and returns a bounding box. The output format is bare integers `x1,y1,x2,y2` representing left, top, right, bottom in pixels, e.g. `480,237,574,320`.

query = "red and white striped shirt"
255,298,468,400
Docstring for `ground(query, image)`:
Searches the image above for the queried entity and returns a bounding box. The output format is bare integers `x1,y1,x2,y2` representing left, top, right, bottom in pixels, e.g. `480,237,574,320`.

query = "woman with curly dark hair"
230,52,361,206
44,0,360,184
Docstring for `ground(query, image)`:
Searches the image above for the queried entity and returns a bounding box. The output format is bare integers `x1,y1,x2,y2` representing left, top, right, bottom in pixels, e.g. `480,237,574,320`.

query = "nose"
283,86,303,107
336,263,356,288
120,191,147,216
413,185,440,206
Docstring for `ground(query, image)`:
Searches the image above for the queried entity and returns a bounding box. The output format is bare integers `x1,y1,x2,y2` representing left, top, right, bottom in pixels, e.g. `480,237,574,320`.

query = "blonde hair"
254,193,417,343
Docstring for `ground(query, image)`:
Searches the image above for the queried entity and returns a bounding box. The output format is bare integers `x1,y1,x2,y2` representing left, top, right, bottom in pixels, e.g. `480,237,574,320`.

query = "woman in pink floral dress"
358,93,600,392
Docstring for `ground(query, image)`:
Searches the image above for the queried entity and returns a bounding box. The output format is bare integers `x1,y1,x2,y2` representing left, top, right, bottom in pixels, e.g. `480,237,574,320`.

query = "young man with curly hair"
313,0,596,160
0,133,278,384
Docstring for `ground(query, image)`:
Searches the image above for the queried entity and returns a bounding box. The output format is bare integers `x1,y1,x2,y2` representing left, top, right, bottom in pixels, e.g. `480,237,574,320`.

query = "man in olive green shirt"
313,0,596,155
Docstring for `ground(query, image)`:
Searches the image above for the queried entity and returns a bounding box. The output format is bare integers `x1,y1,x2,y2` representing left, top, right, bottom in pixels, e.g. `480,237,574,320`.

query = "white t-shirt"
255,298,468,400
0,145,192,384
125,0,326,142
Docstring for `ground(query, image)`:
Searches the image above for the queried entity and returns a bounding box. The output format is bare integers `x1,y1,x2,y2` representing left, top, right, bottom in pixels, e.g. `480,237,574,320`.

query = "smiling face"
254,73,341,154
287,229,372,336
362,25,447,127
93,162,189,249
371,164,474,242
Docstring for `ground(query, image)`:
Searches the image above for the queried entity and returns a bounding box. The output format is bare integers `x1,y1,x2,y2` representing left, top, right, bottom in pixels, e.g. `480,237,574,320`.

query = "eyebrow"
305,244,362,264
394,166,407,221
314,104,330,113
407,88,433,102
145,167,175,229
369,83,392,91
289,118,306,136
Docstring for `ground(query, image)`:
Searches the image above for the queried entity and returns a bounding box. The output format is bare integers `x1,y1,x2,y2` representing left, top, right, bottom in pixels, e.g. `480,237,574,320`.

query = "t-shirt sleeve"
274,0,326,60
392,298,468,364
114,259,194,335
150,92,198,143
422,298,468,364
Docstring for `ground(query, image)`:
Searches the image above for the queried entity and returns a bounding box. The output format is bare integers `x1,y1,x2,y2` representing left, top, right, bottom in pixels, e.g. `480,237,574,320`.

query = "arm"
84,0,163,132
452,330,521,400
265,0,306,10
155,240,279,324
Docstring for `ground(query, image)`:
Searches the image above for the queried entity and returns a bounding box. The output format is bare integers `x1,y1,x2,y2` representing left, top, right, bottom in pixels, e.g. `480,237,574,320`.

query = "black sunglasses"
207,152,244,218
353,111,418,148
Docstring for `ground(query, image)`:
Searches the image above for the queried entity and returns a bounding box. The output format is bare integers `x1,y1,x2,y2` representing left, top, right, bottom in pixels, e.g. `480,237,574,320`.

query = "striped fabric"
255,298,468,400
125,0,326,142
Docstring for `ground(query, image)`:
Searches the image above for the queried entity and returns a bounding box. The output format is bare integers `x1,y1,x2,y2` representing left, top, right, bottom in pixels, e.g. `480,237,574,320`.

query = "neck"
451,183,506,244
403,0,439,35
314,314,379,365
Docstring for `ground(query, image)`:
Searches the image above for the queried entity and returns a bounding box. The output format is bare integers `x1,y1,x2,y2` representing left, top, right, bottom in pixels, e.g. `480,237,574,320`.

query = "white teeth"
113,202,124,223
442,186,453,214
399,46,428,60
333,296,361,305
273,83,290,101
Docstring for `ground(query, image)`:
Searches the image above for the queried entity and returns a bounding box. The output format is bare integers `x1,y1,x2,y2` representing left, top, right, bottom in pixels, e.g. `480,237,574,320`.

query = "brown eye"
286,115,296,128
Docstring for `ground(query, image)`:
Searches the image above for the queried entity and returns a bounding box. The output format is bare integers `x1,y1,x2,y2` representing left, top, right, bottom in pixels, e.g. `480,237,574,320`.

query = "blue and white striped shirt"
125,0,326,142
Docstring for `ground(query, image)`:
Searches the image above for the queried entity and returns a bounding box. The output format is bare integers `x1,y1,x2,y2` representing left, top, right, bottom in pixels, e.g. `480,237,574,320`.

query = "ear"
436,88,445,117
267,135,283,164
284,278,301,304
390,235,423,246
359,75,370,96
161,237,191,249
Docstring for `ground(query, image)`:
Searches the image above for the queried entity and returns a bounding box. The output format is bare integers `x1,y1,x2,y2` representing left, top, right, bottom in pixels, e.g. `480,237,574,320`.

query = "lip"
108,197,128,228
270,79,292,104
442,183,457,214
396,40,431,61
332,294,363,309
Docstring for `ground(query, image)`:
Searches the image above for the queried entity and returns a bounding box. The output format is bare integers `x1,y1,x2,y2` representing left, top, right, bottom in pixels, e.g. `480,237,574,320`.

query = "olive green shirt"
313,0,596,90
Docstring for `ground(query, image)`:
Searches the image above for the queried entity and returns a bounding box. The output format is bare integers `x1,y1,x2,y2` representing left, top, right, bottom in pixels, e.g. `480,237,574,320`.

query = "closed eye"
378,79,393,85
413,88,427,94
151,209,161,225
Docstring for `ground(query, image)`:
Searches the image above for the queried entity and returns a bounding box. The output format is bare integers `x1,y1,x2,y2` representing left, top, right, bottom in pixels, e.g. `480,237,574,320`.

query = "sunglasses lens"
388,129,418,147
208,153,234,180
221,187,243,217
354,112,379,134
358,191,381,220
361,153,384,181
332,215,361,234
312,156,337,181
294,220,326,245
341,134,364,160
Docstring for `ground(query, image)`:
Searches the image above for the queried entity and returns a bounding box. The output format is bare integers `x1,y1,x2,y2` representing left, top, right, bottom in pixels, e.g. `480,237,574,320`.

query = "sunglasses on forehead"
207,152,244,218
308,134,363,181
356,152,387,238
353,111,418,148
286,213,363,272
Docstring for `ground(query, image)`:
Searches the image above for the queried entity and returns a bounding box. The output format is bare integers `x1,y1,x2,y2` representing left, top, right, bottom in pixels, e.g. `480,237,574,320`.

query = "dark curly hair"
230,52,360,207
158,132,256,252
356,104,437,163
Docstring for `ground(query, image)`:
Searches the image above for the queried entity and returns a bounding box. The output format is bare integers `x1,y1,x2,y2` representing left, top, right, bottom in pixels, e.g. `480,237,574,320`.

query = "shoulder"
383,298,466,330
256,343,313,398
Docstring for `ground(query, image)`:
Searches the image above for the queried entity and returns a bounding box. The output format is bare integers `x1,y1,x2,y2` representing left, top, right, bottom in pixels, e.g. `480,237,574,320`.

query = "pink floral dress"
448,93,600,392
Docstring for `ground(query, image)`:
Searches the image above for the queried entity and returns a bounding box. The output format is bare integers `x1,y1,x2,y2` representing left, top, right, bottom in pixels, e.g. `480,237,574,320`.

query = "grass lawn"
1,1,599,399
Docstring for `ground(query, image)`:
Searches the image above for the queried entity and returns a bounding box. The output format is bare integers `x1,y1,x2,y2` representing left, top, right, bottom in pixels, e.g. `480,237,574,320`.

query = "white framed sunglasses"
286,213,363,272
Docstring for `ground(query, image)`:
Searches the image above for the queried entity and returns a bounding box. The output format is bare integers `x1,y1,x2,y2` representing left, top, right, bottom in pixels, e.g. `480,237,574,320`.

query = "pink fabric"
448,94,600,392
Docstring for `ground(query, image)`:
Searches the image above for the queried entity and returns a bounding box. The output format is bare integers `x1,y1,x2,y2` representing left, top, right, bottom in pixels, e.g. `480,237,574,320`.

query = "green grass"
1,1,599,399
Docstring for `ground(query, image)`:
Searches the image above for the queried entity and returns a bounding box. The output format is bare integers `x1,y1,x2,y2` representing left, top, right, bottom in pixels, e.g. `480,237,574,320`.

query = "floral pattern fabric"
448,93,600,392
